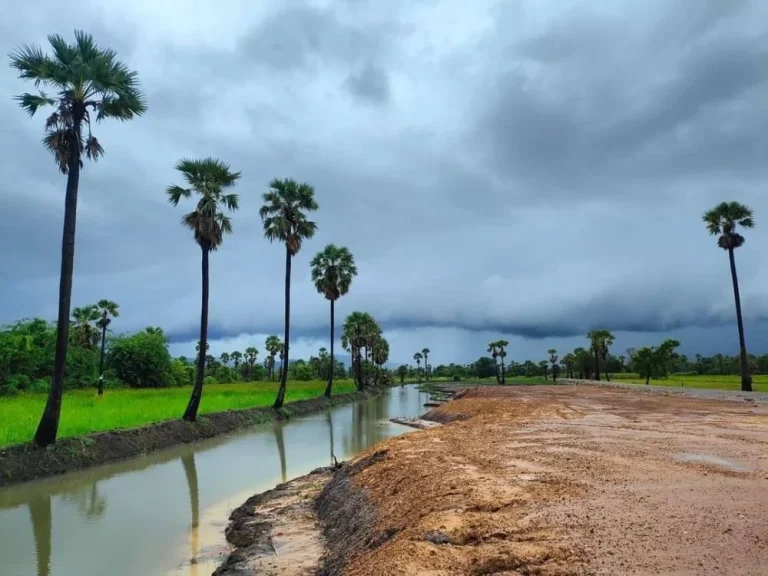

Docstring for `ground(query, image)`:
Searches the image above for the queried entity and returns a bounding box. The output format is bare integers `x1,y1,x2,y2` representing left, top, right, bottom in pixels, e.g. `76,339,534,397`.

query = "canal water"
0,384,434,576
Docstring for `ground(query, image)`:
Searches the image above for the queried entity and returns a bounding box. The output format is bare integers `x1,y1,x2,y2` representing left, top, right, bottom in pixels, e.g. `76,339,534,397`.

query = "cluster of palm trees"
70,300,120,395
11,31,364,446
341,312,390,389
487,341,509,384
412,348,431,382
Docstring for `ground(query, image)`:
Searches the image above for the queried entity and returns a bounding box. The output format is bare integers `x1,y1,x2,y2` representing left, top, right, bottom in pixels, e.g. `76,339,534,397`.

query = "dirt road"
317,385,768,575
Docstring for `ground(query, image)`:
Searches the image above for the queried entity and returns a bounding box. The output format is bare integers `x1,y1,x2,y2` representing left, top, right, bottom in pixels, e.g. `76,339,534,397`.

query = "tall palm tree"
245,347,258,380
11,31,146,447
264,336,281,381
259,178,318,409
341,312,375,389
413,352,423,382
219,352,230,366
311,244,358,398
168,158,241,421
587,331,602,381
95,299,118,395
421,348,431,381
703,201,755,392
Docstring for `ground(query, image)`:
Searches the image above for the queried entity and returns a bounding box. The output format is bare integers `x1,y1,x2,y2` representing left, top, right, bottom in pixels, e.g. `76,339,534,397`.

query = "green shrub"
203,376,217,386
452,374,461,381
109,331,172,388
170,359,194,387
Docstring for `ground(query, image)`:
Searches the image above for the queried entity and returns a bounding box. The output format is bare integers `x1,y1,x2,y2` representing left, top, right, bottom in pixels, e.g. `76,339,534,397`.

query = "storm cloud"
1,0,767,364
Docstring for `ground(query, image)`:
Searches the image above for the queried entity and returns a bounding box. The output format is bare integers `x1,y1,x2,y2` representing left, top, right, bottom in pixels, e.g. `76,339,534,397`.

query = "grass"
608,373,768,392
0,379,356,449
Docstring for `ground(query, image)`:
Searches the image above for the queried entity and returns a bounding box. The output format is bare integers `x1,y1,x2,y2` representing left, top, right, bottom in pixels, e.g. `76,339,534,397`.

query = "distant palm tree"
421,348,431,381
260,178,318,409
245,347,258,380
703,201,755,392
487,342,499,383
11,31,147,446
341,312,375,389
496,340,509,384
561,353,575,378
230,351,243,370
548,348,558,382
539,360,549,380
413,352,423,382
168,158,241,421
264,336,281,381
219,352,230,366
311,244,358,397
95,300,119,395
72,305,99,349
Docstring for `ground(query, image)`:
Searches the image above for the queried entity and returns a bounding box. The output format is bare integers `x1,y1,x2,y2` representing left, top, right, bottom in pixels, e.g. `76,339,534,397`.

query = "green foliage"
170,359,194,387
108,331,172,388
290,362,314,381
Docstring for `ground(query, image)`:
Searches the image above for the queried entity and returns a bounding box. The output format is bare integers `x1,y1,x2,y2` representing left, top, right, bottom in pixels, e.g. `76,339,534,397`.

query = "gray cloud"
2,0,768,364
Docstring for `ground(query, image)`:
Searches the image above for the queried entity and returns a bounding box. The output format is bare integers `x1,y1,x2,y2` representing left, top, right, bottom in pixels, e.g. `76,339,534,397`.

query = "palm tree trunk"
424,354,429,381
34,120,82,447
500,356,506,385
182,454,200,571
324,299,335,398
729,248,753,392
183,245,209,421
603,354,611,381
593,347,601,381
97,321,108,395
274,246,292,408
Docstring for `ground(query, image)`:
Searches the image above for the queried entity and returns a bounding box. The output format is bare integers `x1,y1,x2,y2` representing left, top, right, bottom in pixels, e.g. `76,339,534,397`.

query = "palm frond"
166,185,192,205
84,135,104,161
14,92,57,116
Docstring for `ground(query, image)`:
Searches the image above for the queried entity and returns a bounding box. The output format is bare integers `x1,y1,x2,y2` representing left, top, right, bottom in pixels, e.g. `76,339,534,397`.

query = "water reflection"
28,495,51,576
274,423,287,483
327,411,336,467
182,454,200,576
0,385,430,576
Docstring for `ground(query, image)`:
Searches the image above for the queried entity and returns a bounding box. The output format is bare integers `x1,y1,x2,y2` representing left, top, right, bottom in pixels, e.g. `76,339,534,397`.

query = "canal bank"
0,388,389,488
0,384,436,576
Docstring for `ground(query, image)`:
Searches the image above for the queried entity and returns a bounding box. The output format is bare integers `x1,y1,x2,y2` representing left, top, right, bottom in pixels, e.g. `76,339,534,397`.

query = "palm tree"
561,353,575,379
168,158,241,421
703,201,755,392
341,312,375,389
260,178,318,409
487,342,499,383
95,299,118,395
496,340,509,384
72,305,99,349
230,351,242,370
245,347,258,380
587,331,602,381
219,352,230,366
421,348,431,381
264,336,281,381
311,244,358,397
11,31,146,446
548,348,558,383
599,331,615,381
539,360,549,380
413,352,423,382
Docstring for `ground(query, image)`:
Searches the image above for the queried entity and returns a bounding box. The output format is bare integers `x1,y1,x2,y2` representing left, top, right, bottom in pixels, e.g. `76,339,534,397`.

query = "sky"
1,0,767,366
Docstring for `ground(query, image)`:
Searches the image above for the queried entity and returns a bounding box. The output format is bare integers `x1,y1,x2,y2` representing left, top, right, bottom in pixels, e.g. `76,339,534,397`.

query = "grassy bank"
0,379,355,448
609,373,768,392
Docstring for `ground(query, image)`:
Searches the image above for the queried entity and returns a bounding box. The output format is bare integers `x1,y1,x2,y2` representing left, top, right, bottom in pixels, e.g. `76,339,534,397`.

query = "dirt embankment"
0,390,375,488
314,385,768,575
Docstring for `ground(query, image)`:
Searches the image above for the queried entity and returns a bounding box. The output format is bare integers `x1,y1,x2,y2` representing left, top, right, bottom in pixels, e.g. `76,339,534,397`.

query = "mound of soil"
315,385,768,575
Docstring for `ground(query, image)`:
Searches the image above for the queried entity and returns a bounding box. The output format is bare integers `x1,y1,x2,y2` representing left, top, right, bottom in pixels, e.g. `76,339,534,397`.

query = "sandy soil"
317,385,768,575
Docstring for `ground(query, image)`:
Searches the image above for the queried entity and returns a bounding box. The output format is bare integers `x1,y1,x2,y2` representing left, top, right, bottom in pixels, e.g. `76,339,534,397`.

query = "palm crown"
259,178,318,255
95,299,119,329
703,201,754,250
167,158,241,250
10,30,147,173
311,244,357,301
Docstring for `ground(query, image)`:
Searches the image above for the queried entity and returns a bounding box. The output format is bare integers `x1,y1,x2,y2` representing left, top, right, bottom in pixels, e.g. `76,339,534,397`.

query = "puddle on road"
675,452,749,472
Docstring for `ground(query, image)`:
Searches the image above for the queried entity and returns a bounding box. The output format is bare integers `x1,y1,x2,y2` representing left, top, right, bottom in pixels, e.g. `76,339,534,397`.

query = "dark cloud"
1,0,768,365
344,62,390,103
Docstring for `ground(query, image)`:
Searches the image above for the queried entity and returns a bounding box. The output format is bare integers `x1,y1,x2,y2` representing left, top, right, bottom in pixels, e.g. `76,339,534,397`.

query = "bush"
65,346,99,389
170,359,194,387
203,376,217,386
109,331,172,388
452,374,461,381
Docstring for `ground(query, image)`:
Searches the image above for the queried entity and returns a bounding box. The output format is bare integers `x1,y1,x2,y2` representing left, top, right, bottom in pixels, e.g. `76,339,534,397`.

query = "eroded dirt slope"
317,385,768,575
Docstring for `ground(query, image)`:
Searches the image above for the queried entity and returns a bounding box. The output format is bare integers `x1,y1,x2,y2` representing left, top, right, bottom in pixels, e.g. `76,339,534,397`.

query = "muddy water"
0,385,434,576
